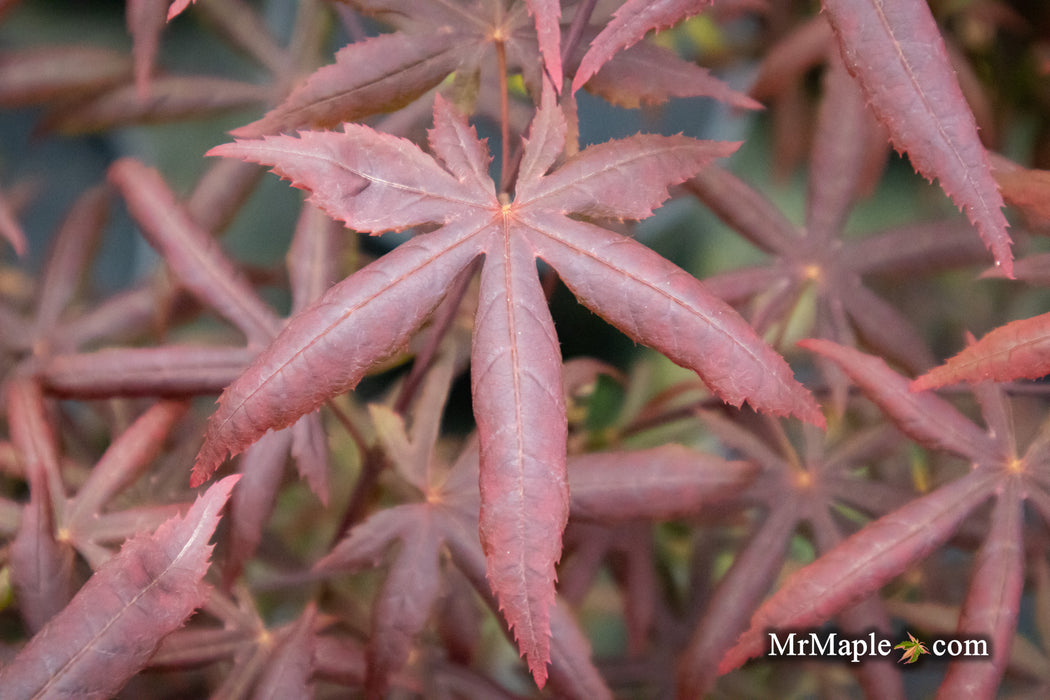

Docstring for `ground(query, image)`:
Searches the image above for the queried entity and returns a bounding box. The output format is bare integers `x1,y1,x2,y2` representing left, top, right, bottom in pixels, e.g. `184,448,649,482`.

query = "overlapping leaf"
319,349,757,693
821,0,1012,275
106,159,333,585
251,604,317,700
912,312,1050,390
235,0,755,138
687,47,990,403
718,458,997,674
167,0,195,21
0,476,238,700
0,46,131,109
715,338,1041,691
126,0,168,98
572,0,713,93
0,185,26,255
201,88,819,683
938,482,1024,696
675,411,909,697
315,351,610,694
799,339,1000,464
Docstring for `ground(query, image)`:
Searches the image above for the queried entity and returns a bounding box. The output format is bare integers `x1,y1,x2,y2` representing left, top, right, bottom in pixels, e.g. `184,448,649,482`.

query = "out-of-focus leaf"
65,400,188,529
287,203,342,313
250,604,316,700
167,0,196,21
686,164,802,255
847,220,989,277
582,38,761,109
32,185,109,338
126,0,169,98
185,158,265,235
938,482,1024,696
842,282,936,374
0,185,26,256
0,46,132,108
40,346,254,398
109,158,280,346
679,502,799,697
312,635,367,687
314,483,451,692
7,379,73,633
990,153,1050,232
567,445,754,520
226,428,294,584
800,338,999,464
44,76,268,134
749,16,833,100
367,519,443,697
0,476,239,700
545,597,613,700
718,467,996,674
233,32,467,137
805,50,881,244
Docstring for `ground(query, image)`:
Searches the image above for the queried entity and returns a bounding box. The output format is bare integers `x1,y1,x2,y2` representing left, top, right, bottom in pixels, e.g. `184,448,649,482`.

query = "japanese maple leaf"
149,589,319,698
820,0,1012,275
315,348,755,693
314,351,615,696
0,475,238,700
167,0,194,21
742,3,1011,275
198,86,820,684
688,50,989,413
234,0,757,138
676,410,909,697
914,249,1050,390
911,314,1050,391
720,339,1033,697
571,0,716,93
104,159,335,583
0,183,26,256
894,632,929,664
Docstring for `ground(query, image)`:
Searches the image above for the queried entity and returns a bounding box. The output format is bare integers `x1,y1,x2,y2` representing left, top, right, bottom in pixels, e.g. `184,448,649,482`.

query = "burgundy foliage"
1,0,1049,697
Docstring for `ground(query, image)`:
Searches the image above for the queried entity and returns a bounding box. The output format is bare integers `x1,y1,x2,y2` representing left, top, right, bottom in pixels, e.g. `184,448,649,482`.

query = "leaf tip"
205,472,241,498
716,630,759,676
799,401,827,430
191,438,228,488
909,374,938,393
167,0,194,22
531,661,550,688
993,252,1016,280
228,120,267,139
204,141,240,160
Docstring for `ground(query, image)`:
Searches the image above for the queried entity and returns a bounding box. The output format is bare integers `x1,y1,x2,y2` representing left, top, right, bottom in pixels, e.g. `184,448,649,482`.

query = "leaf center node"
801,263,823,283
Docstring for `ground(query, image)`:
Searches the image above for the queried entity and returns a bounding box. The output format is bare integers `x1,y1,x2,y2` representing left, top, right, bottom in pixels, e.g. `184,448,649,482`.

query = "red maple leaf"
196,85,821,684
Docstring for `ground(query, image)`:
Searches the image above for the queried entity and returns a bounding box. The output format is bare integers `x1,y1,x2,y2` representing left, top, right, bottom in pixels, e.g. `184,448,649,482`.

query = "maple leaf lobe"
821,0,1013,275
911,312,1050,391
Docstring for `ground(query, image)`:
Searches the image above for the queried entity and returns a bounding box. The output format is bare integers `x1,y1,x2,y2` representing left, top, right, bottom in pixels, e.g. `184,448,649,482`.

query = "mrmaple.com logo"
765,630,990,664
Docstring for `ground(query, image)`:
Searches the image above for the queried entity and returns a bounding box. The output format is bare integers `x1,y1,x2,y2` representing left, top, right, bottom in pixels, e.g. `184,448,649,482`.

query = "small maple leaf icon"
894,632,929,664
